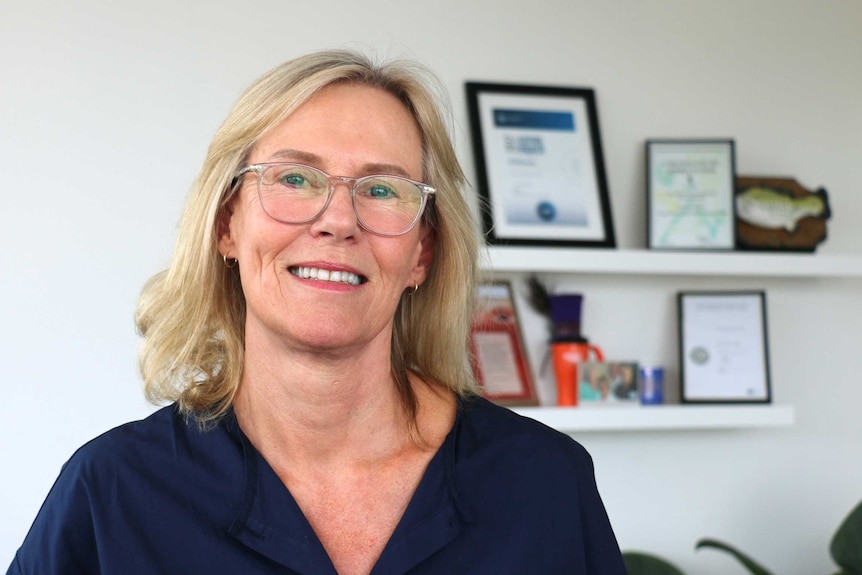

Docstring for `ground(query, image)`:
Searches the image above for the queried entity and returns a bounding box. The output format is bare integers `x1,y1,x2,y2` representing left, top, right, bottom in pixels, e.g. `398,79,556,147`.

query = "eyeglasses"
232,162,436,236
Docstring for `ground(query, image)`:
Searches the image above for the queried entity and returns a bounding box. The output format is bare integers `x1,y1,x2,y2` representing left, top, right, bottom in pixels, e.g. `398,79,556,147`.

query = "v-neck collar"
224,402,474,574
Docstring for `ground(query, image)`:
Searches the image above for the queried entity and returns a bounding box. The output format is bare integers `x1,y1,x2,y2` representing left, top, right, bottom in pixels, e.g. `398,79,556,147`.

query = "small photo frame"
469,281,538,406
678,291,771,403
466,82,615,248
578,361,640,406
647,139,736,250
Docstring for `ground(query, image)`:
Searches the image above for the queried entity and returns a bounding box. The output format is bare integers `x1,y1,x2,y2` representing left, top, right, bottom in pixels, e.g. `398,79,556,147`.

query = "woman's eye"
366,184,397,199
279,173,308,188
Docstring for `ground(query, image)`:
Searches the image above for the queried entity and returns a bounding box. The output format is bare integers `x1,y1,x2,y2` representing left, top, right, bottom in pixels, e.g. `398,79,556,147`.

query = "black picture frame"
678,291,772,404
466,82,615,248
646,139,737,251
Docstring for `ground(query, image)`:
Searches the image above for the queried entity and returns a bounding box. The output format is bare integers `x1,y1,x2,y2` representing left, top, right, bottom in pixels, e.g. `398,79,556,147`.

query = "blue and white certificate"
475,91,609,242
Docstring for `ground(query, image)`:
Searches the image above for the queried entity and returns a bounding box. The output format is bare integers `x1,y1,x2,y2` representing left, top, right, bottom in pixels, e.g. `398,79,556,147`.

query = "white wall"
2,0,861,572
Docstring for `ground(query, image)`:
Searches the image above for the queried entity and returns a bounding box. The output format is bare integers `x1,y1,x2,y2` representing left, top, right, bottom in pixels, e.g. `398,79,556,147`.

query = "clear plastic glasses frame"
232,162,436,236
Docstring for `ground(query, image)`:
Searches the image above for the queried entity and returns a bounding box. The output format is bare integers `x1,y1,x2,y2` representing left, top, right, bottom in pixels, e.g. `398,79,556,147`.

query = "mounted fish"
734,176,831,252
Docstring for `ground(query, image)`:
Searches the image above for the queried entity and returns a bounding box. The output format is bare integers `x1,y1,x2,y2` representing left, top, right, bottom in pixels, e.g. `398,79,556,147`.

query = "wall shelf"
485,247,862,278
510,404,795,432
485,247,822,434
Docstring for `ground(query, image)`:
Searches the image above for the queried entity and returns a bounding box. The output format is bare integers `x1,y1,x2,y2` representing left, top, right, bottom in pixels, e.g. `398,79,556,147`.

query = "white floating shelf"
510,404,795,432
485,247,862,278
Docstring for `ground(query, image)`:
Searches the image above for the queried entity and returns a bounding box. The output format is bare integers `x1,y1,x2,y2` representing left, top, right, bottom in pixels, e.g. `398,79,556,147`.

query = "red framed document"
469,281,538,406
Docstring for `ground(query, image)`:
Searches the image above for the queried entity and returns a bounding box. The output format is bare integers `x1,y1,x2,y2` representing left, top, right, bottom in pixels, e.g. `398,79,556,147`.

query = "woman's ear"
410,226,437,287
217,205,235,257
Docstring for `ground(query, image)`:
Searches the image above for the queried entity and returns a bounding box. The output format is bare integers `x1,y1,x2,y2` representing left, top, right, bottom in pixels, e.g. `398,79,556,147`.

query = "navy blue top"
8,396,625,574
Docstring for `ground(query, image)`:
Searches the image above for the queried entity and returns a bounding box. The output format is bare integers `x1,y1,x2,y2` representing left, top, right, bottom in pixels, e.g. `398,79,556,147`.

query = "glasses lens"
354,176,425,235
258,164,329,223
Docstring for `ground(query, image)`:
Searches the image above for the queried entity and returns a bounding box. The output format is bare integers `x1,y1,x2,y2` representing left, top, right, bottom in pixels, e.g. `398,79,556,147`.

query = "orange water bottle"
547,294,604,406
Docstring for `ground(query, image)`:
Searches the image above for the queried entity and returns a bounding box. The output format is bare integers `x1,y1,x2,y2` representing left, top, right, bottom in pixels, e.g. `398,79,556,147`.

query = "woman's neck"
234,335,412,468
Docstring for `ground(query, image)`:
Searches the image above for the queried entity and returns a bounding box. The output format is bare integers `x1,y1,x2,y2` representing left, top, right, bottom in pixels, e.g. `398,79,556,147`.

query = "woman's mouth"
289,266,364,286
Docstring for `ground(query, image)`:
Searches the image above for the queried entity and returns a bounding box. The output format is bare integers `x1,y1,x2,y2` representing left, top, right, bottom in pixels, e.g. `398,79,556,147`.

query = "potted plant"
623,497,862,575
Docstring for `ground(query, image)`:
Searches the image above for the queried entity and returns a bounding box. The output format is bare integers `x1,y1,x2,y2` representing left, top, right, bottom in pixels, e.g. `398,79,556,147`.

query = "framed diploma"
465,82,615,248
647,139,736,250
678,291,771,403
469,281,538,405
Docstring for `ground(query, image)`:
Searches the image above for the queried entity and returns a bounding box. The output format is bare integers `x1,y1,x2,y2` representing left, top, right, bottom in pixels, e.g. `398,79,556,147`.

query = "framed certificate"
678,291,771,403
466,82,615,248
647,139,736,250
469,281,538,406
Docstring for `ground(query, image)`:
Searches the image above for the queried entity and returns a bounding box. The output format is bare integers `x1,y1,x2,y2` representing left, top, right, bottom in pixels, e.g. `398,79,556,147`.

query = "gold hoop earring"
223,254,238,268
413,283,419,294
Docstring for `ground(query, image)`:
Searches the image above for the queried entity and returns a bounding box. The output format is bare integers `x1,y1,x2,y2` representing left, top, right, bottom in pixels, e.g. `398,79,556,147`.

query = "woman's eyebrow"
268,148,412,178
360,163,412,178
269,148,320,164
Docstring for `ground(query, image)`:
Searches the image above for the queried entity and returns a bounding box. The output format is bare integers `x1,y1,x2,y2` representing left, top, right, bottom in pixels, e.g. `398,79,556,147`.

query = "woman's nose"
308,181,360,238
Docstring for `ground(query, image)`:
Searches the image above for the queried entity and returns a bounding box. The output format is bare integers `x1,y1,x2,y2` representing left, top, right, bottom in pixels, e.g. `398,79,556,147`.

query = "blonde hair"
135,50,480,427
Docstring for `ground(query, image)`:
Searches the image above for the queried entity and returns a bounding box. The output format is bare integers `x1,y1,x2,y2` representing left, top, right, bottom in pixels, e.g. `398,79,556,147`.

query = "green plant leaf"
622,551,686,575
830,498,862,573
695,538,775,575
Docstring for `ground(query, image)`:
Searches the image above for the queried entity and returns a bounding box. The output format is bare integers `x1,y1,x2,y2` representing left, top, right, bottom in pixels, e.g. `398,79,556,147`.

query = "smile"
289,266,364,286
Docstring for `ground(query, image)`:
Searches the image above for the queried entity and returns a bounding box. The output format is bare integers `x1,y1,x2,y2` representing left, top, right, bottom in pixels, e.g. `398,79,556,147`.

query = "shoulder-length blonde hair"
135,50,480,428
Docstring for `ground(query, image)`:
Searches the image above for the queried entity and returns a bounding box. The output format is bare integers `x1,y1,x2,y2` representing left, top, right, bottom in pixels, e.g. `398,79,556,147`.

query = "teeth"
291,266,361,286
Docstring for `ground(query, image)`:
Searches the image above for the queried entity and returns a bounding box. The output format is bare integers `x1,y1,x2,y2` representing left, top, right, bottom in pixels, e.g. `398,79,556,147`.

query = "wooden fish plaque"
735,176,830,252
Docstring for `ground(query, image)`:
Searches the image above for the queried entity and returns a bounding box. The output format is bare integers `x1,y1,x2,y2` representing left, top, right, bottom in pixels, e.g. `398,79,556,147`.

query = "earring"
223,254,238,268
413,283,420,294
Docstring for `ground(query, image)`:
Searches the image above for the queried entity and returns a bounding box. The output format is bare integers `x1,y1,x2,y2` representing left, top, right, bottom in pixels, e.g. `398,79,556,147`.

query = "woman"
8,50,625,574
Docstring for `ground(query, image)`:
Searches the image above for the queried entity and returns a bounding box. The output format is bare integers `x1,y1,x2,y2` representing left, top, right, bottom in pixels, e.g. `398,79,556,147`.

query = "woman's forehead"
251,83,423,178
